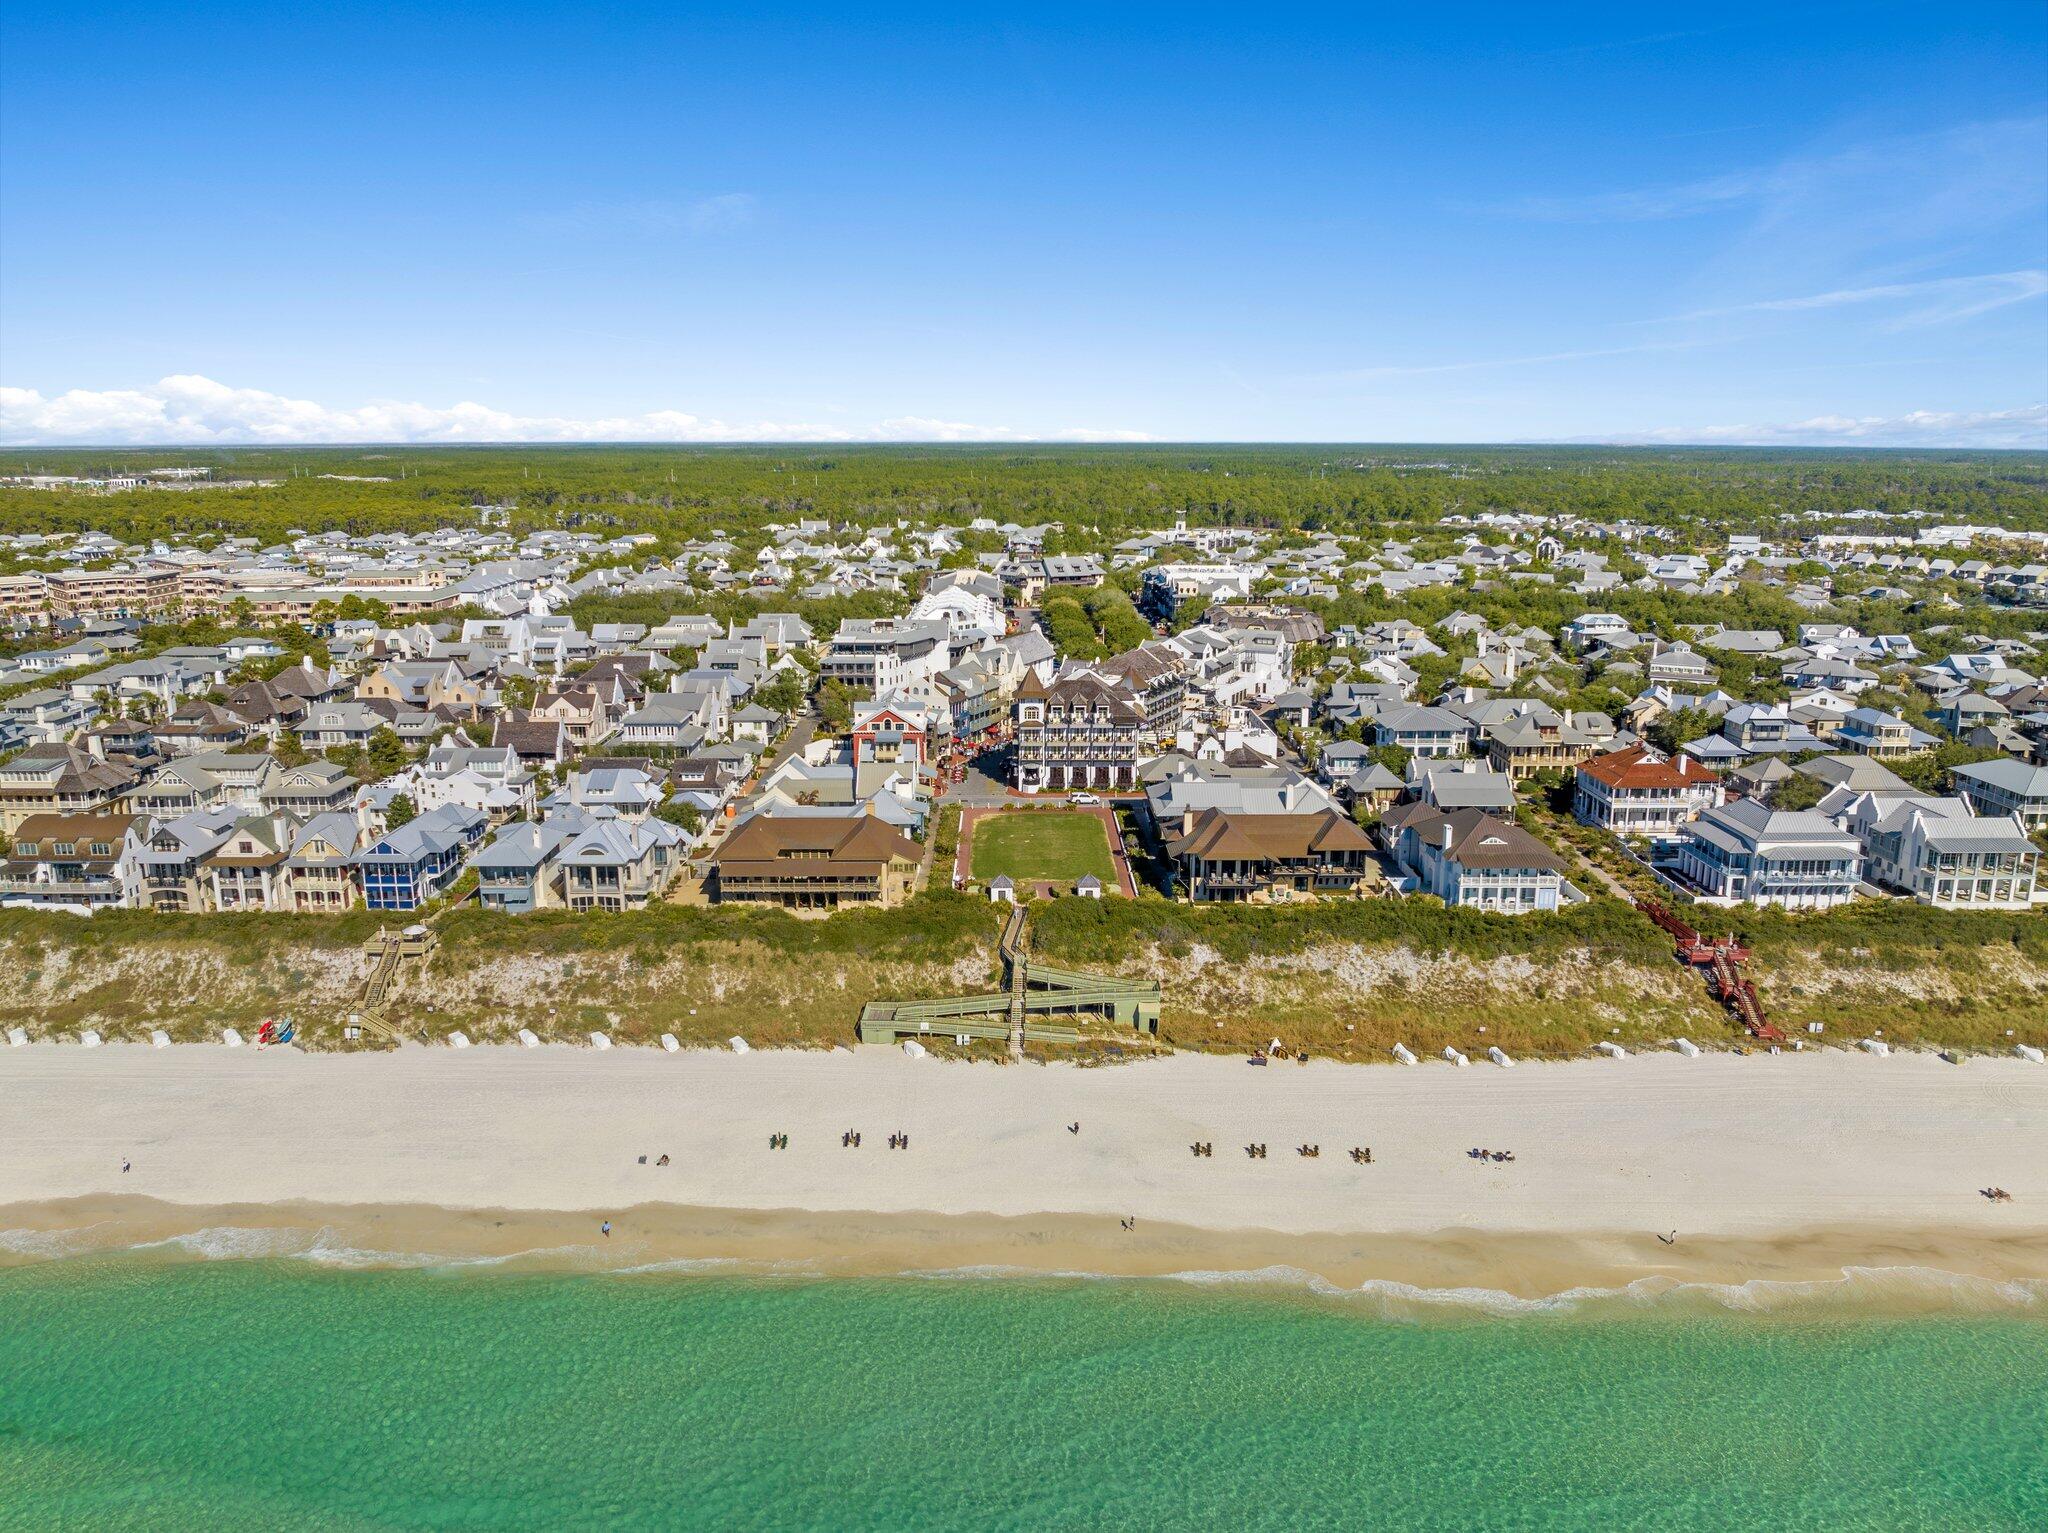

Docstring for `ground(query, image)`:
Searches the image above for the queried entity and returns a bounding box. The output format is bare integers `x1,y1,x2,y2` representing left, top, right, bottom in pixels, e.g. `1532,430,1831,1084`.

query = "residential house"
707,810,924,909
731,703,785,746
358,658,490,717
474,818,576,913
1412,760,1518,813
1371,704,1474,760
0,745,141,834
352,803,488,910
614,688,726,750
1562,613,1632,652
1952,759,2048,830
1388,805,1568,913
283,812,365,911
531,678,623,748
1835,707,1938,759
1674,799,1863,909
301,702,387,751
1481,711,1609,781
1719,703,1822,756
1932,693,2009,738
665,745,757,813
1781,654,1879,695
1167,807,1378,901
1145,763,1339,839
77,718,164,773
553,813,687,911
203,817,292,910
134,807,242,910
546,766,665,821
155,700,251,755
0,811,146,912
1839,794,2038,910
1336,761,1404,816
1573,744,1722,840
262,760,357,821
851,698,932,768
181,750,277,810
491,715,572,767
1643,643,1717,689
3,688,96,744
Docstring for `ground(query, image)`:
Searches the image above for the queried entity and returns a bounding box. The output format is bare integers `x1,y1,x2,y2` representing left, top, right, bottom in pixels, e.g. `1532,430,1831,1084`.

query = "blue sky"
2,2,2044,445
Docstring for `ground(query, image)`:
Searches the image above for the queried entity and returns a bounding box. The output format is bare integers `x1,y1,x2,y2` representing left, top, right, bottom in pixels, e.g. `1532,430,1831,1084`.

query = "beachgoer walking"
121,1157,131,1174
601,1220,612,1238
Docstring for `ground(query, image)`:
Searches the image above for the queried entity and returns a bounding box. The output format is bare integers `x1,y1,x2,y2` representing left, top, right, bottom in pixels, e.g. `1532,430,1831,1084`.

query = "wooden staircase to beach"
1637,899,1786,1045
855,905,1160,1048
1001,904,1030,1059
353,926,440,1041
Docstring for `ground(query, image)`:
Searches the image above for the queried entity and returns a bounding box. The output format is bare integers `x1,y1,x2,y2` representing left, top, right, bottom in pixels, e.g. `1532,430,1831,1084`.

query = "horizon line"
3,439,2044,453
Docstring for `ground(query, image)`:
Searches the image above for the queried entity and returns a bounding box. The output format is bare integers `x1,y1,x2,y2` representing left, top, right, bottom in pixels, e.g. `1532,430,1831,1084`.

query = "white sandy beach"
4,1043,2042,1243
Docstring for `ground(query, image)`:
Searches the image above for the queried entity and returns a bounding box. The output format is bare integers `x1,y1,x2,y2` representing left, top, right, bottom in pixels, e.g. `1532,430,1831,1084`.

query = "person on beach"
121,1158,130,1174
601,1221,612,1238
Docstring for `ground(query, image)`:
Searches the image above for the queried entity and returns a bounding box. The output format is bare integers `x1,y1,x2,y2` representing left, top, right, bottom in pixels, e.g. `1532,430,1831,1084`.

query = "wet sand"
5,1194,2047,1307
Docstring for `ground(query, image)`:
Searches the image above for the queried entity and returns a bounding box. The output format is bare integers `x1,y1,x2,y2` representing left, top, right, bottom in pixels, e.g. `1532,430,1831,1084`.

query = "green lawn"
969,811,1117,888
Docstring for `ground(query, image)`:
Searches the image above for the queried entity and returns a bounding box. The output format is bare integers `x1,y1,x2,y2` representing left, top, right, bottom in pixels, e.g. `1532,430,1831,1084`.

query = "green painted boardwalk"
857,909,1160,1046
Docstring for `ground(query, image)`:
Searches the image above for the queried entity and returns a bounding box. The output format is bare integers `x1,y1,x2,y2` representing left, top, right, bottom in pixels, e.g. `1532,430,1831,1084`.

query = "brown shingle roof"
7,811,142,863
1170,807,1375,862
711,812,921,875
1405,807,1565,871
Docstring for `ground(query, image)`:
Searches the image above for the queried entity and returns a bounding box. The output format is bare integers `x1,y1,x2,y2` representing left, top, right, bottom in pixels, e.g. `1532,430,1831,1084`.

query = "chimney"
1442,822,1453,849
1678,755,1690,776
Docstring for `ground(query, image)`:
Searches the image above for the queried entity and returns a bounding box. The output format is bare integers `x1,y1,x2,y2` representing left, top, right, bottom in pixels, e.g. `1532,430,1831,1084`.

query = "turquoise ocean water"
0,1255,2042,1530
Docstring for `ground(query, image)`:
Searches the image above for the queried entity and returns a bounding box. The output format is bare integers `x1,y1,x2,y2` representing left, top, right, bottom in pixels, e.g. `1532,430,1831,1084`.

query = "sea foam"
6,1224,2043,1317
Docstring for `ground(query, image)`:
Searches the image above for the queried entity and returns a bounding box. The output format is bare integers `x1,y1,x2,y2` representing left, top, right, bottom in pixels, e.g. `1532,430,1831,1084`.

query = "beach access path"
4,1045,2041,1240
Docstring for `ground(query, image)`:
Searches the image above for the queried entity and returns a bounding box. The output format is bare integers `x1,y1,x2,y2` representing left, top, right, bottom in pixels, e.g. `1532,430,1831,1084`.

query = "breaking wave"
4,1226,2043,1316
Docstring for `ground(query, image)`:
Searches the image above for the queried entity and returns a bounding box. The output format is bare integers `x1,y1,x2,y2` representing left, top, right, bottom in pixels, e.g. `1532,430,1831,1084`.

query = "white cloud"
0,376,1150,446
1655,270,2048,328
1587,404,2048,449
1473,117,2047,232
1311,339,1707,383
519,192,760,237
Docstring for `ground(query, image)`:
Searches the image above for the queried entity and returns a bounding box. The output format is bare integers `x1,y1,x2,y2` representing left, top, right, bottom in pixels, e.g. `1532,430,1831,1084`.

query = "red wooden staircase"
1638,899,1786,1044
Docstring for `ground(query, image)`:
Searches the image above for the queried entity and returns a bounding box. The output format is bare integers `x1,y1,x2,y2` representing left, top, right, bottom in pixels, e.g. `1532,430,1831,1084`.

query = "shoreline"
4,1194,2048,1314
5,1044,2044,1304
